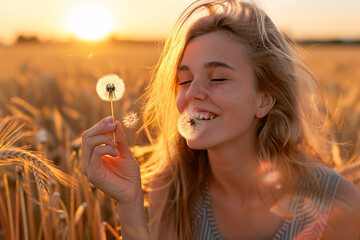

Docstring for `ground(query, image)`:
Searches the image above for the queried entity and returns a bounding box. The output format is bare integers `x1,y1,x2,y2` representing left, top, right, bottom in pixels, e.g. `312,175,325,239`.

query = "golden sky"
0,0,359,45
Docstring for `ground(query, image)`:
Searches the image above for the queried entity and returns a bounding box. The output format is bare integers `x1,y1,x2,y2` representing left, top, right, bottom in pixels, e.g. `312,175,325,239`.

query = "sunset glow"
67,5,115,40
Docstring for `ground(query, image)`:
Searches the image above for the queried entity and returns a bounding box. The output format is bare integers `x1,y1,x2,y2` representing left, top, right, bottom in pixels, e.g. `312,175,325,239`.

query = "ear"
256,92,275,118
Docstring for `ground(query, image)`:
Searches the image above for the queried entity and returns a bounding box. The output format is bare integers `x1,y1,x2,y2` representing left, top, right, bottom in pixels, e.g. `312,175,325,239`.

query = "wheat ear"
0,147,77,202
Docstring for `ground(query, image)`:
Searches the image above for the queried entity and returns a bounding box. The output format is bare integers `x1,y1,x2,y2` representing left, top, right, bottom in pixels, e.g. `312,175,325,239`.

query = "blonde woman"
81,0,360,239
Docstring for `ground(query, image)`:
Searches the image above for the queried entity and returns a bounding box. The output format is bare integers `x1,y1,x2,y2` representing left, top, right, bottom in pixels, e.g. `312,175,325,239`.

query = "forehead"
180,31,250,68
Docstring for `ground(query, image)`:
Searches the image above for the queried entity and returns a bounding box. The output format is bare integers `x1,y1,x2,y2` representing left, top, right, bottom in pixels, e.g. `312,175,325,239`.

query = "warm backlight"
67,5,115,40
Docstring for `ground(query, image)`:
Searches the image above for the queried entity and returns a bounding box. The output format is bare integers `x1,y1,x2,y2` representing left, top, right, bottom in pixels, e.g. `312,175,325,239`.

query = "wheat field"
0,42,359,239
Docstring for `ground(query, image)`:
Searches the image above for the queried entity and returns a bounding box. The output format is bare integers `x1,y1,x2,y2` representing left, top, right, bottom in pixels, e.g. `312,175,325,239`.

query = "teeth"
188,110,217,121
196,115,215,120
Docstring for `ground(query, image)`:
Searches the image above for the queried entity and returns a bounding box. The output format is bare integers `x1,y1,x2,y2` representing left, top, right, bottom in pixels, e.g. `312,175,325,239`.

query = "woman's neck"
206,144,300,204
207,145,260,201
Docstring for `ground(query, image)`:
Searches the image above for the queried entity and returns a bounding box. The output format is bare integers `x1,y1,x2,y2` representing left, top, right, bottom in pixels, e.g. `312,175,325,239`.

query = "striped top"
191,167,341,240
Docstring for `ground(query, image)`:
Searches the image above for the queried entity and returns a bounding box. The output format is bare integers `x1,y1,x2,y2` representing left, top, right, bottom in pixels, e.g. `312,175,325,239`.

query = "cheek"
176,89,187,113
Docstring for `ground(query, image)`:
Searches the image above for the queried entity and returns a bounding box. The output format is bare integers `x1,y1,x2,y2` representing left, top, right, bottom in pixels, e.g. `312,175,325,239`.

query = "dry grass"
0,42,359,239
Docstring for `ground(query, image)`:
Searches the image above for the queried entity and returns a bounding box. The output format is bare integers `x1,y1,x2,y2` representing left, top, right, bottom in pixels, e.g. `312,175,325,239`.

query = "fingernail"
105,116,113,123
114,149,120,155
107,123,116,127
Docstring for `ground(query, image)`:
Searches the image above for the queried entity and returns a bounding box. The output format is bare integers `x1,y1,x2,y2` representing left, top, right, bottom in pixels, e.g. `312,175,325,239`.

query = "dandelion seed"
122,112,139,128
177,110,205,140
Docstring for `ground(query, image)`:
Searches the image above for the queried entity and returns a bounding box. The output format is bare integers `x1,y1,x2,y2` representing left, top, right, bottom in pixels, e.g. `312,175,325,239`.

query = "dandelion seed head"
177,109,205,140
122,111,139,128
96,74,125,102
106,83,115,93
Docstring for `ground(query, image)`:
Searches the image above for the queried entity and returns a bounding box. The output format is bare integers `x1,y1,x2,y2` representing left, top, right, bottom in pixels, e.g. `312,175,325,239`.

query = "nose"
185,79,207,102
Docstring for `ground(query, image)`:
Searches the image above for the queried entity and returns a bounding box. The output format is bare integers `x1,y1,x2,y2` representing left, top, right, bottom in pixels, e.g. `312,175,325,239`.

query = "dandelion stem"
110,99,116,141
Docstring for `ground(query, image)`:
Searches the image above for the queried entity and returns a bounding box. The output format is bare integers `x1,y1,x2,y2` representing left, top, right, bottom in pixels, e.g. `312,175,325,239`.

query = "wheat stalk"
2,167,15,240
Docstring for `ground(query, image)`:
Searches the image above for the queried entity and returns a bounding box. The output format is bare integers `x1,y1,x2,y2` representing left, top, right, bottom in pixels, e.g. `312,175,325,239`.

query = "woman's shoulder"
321,175,360,240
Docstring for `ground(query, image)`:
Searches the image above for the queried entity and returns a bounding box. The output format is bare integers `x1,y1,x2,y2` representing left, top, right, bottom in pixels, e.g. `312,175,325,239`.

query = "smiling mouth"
190,111,218,120
187,112,218,127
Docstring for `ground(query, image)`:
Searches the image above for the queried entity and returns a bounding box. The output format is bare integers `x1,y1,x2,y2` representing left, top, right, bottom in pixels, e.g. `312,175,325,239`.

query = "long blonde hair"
140,0,332,238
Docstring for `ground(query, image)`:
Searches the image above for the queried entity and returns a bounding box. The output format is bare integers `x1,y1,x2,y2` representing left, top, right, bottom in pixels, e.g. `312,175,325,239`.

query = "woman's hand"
81,116,142,204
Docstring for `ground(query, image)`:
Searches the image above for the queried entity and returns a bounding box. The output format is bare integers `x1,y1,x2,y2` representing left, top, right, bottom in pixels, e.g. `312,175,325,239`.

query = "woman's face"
176,30,266,150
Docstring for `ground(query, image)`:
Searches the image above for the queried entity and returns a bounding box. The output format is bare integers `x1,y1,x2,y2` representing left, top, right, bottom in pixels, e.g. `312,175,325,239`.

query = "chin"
186,139,213,150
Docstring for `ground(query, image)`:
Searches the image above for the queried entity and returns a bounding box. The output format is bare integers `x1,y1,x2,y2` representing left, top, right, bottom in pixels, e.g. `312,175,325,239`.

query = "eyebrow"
177,61,234,72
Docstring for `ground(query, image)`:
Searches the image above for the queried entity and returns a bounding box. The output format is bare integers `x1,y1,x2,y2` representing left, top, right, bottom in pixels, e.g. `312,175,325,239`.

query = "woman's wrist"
117,192,150,240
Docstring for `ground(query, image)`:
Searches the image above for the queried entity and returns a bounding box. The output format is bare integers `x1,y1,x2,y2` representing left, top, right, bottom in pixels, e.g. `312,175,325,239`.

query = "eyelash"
211,78,226,82
178,80,192,86
177,78,227,86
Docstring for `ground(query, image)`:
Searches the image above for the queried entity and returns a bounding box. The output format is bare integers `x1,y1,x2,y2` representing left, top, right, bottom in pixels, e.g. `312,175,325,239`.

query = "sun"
67,5,115,40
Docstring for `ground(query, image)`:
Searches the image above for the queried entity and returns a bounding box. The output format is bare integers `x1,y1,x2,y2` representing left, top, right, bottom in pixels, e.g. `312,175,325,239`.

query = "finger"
95,116,114,126
115,121,133,158
82,116,116,140
87,145,120,182
81,135,118,174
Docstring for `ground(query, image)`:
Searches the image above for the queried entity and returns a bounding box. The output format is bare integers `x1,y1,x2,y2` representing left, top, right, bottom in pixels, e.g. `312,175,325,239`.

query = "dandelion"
122,112,139,128
177,110,205,140
96,74,125,102
96,74,125,139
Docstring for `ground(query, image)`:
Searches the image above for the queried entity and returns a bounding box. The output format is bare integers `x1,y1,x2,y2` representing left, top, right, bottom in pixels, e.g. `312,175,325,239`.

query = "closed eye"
178,80,192,86
211,78,227,82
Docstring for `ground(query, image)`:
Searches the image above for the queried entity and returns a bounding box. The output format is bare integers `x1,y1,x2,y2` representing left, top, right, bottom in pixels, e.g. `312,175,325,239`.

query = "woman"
81,0,360,239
